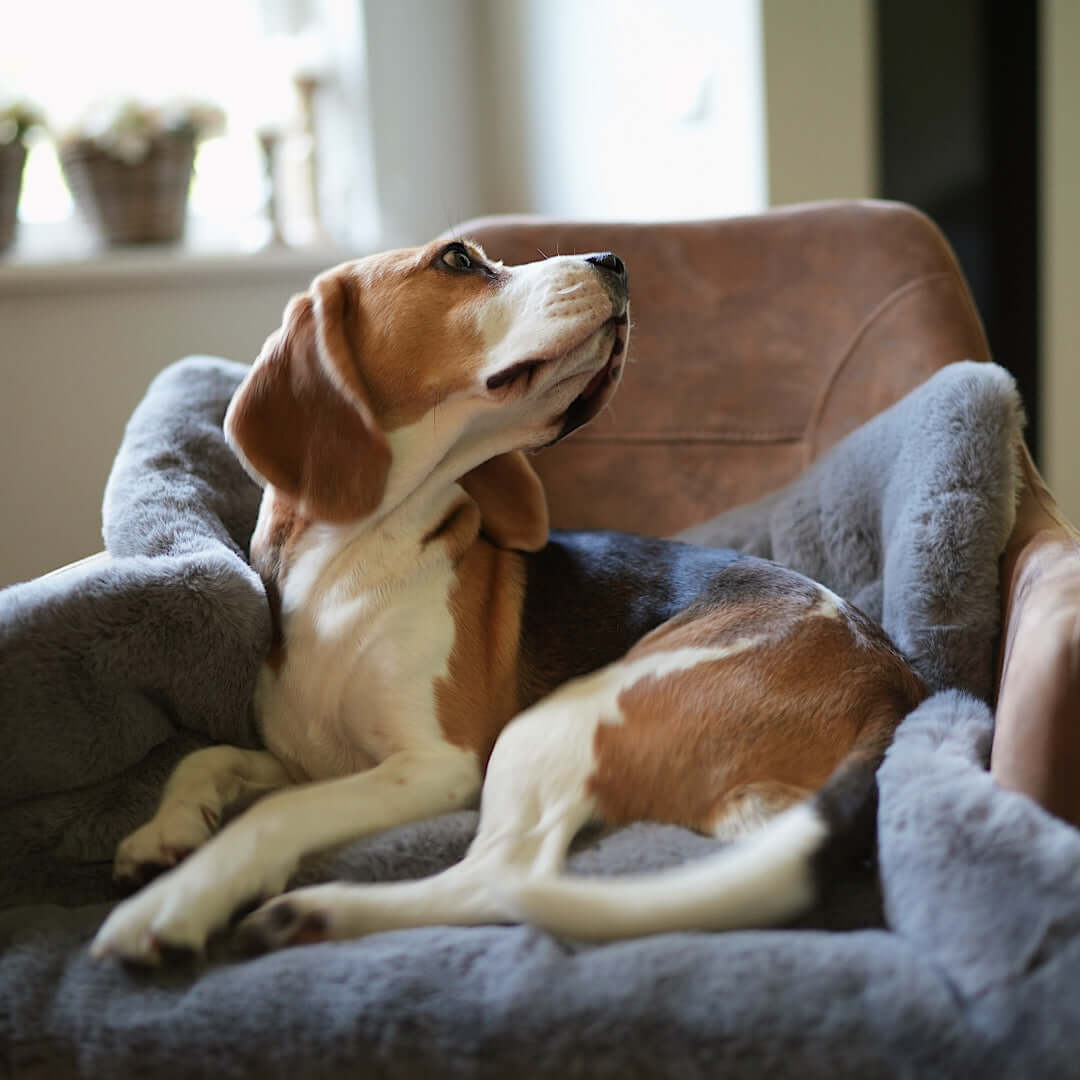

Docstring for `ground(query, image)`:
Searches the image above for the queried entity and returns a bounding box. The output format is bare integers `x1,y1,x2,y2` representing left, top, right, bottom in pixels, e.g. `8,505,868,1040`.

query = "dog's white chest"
255,527,459,782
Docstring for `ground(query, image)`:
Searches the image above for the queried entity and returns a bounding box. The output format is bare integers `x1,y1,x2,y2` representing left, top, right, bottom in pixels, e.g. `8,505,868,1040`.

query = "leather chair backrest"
455,200,991,536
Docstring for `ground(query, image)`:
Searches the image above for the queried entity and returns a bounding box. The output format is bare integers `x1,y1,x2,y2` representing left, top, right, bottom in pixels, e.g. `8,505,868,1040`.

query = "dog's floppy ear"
459,451,549,552
225,273,391,523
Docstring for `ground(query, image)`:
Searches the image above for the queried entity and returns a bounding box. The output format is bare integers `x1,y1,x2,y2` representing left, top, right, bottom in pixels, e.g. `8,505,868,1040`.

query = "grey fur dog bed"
3,356,1079,1079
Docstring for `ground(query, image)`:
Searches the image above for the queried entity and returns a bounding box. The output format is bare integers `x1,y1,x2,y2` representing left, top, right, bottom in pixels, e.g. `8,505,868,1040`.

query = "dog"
91,238,926,963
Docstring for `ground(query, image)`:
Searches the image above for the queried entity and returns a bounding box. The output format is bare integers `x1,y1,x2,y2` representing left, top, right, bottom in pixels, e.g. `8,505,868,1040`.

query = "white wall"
1041,0,1080,521
364,0,874,226
762,0,877,205
362,0,494,246
483,0,768,221
0,255,330,586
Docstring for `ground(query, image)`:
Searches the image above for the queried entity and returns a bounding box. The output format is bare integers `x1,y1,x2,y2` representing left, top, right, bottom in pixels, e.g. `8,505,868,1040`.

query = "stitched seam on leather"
805,271,954,466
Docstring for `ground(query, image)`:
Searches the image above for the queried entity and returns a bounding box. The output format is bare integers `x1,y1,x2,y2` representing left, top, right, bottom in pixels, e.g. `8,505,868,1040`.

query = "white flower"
0,99,43,145
69,98,225,161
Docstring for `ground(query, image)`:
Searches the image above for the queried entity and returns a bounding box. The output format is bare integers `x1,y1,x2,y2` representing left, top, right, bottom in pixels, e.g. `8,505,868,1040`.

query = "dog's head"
225,239,629,547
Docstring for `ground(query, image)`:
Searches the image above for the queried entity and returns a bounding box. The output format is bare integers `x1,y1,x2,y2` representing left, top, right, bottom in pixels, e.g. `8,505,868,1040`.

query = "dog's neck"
250,459,525,781
252,463,488,613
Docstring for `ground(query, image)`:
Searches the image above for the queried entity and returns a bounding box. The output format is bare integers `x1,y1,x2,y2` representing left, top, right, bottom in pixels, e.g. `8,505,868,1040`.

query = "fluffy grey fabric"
0,358,267,908
676,359,1021,700
5,356,1072,1080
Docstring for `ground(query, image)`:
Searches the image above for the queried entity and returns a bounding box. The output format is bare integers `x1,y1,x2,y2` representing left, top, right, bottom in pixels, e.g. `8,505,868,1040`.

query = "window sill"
0,219,357,296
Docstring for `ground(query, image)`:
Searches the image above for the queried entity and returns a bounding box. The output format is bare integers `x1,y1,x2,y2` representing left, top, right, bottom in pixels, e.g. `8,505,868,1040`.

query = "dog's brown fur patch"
434,540,529,766
587,598,926,832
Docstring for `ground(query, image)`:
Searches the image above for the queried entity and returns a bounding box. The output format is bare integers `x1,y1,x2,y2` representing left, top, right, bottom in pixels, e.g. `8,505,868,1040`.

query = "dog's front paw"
90,874,204,966
113,801,219,888
92,834,292,965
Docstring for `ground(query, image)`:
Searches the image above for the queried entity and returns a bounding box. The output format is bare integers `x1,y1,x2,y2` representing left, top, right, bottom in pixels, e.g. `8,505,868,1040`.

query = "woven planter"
60,133,196,245
0,141,27,252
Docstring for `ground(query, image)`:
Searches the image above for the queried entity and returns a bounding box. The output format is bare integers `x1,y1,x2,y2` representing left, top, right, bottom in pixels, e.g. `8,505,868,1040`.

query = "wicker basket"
0,141,27,252
59,133,196,245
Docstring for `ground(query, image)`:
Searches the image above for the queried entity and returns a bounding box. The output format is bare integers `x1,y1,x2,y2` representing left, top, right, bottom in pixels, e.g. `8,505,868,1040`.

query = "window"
2,0,767,256
1,0,368,252
486,0,767,221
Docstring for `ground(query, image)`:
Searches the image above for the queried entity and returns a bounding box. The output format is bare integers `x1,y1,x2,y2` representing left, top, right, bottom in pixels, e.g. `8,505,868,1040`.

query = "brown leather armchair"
456,200,1080,829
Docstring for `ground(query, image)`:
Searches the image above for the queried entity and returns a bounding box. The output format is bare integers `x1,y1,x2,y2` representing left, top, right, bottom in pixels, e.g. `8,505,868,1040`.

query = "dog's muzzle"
584,252,629,316
550,252,630,441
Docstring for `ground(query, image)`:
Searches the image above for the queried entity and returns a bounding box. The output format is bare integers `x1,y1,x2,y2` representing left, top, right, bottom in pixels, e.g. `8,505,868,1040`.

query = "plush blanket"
5,356,1079,1079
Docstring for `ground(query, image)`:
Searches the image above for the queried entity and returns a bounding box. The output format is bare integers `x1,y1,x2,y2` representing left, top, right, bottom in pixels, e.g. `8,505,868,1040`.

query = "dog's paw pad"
236,899,330,954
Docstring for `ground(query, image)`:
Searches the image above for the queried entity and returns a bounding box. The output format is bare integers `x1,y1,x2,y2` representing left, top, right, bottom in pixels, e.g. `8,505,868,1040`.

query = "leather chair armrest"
992,443,1080,826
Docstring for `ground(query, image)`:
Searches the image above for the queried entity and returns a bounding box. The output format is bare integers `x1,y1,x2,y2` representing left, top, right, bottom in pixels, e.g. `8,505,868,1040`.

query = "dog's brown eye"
443,248,472,270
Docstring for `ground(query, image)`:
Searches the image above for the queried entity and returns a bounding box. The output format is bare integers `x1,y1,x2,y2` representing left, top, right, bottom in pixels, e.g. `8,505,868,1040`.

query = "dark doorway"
876,0,1041,458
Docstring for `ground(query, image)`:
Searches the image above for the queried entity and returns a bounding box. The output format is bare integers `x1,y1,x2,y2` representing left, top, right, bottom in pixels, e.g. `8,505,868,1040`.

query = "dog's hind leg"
236,798,591,951
237,685,604,950
113,746,292,888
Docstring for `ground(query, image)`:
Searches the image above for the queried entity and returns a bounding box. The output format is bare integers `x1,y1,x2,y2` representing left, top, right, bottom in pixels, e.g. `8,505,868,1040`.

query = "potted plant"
59,100,224,246
0,100,42,252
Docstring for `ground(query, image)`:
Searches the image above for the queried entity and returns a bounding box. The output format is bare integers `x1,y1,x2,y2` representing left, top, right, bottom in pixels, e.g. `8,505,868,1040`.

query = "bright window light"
1,0,351,243
497,0,767,221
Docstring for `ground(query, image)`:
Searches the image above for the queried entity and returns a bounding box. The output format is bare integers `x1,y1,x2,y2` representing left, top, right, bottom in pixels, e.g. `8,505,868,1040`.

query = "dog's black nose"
585,252,627,284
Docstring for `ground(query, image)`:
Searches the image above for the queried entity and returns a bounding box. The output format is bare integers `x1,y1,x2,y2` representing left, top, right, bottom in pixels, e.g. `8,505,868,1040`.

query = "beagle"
92,238,925,963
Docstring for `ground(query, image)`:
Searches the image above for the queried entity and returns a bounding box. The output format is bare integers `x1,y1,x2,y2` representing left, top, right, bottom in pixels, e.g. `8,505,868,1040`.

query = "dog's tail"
504,710,899,941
